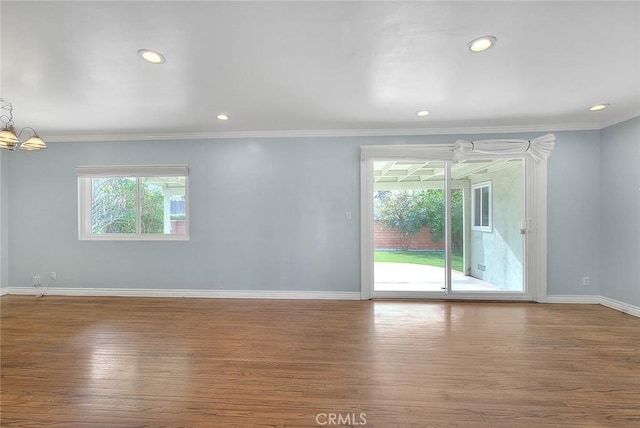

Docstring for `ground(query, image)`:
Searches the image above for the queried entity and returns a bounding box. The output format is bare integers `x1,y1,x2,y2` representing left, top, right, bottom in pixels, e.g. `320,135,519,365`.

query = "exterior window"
472,181,492,232
77,165,189,240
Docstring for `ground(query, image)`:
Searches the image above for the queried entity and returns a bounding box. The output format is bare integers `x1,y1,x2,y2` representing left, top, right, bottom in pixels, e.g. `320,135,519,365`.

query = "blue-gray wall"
547,130,602,296
4,130,607,297
600,117,640,306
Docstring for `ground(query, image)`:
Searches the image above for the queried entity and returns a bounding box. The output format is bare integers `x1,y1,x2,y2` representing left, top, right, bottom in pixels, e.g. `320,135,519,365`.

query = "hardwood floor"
1,296,639,427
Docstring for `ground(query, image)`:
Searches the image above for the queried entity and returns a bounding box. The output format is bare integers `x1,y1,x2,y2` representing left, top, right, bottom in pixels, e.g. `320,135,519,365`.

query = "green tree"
91,178,165,234
415,189,464,251
375,190,428,250
91,178,137,233
375,189,464,252
140,183,164,233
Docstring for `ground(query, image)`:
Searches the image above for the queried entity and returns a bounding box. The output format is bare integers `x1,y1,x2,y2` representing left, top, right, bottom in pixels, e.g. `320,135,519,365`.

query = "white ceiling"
1,1,639,141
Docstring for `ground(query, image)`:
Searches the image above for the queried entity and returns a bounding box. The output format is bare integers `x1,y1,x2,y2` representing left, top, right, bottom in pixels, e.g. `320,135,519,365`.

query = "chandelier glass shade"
0,98,47,151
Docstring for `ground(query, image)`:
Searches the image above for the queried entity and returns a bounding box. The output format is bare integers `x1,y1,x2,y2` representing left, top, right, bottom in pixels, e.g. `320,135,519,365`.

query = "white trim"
547,295,640,318
444,162,452,294
546,295,602,304
598,296,640,318
42,122,605,143
76,164,189,177
360,158,374,300
471,181,492,232
4,288,637,317
528,155,549,303
361,139,551,302
5,287,361,300
462,182,471,275
136,177,142,234
78,173,189,241
78,233,190,241
372,291,533,301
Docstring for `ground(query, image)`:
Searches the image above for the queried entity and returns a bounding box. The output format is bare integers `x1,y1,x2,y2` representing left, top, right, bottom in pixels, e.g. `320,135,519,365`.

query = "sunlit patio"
374,262,502,292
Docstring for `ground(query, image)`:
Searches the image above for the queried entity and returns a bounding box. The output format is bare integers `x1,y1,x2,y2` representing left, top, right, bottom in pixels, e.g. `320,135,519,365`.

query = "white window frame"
360,137,554,303
77,165,189,241
471,181,492,232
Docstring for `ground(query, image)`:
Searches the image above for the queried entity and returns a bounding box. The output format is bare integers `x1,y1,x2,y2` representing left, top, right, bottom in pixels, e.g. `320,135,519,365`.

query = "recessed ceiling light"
216,114,229,121
467,36,497,53
589,103,610,111
137,49,165,64
416,110,430,117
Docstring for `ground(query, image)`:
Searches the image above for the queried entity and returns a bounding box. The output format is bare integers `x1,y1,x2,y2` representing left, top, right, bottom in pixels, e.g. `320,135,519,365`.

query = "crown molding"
42,122,604,143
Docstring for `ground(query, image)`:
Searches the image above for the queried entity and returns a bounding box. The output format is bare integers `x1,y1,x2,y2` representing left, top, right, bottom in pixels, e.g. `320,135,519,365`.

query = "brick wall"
170,220,186,235
374,220,444,250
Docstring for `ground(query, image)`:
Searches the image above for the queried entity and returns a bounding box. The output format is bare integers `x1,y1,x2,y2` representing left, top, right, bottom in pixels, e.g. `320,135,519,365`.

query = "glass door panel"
451,158,525,292
373,160,446,293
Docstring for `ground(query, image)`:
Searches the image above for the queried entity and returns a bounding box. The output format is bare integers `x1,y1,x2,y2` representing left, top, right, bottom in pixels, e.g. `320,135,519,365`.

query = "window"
471,181,492,231
77,165,189,240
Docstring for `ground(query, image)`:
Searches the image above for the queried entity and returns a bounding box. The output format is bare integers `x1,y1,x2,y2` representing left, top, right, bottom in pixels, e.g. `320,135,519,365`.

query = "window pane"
373,159,446,293
91,177,137,234
474,187,482,226
141,177,187,235
481,186,490,227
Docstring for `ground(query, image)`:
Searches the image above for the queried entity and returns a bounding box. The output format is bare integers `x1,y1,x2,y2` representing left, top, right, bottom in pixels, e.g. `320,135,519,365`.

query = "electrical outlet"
583,276,590,286
50,272,57,281
32,275,41,287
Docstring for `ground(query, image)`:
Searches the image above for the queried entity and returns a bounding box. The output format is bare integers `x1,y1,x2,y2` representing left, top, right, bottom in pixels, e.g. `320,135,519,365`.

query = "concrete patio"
374,262,504,292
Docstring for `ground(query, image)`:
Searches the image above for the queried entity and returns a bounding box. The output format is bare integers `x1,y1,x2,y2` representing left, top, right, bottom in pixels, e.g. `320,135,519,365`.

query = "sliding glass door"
367,156,527,300
373,160,447,293
450,158,525,293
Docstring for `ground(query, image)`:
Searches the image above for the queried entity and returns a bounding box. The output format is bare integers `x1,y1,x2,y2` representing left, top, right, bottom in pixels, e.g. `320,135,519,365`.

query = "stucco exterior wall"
469,162,524,290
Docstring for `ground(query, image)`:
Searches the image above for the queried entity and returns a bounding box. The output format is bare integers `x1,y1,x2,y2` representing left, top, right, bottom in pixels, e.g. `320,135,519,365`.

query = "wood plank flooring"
1,296,639,427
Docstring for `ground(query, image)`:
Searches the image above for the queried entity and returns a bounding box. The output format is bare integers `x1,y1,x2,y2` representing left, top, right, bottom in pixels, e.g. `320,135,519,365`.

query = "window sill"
79,234,190,241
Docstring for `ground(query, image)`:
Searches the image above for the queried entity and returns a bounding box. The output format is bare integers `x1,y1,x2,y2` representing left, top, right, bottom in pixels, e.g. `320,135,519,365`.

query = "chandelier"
0,98,47,151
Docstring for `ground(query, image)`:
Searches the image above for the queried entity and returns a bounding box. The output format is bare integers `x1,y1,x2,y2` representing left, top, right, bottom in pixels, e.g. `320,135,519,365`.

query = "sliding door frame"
360,144,549,302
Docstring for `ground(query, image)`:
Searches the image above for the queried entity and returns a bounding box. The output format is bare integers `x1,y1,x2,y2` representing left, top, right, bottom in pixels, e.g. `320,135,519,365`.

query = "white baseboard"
599,296,640,318
5,287,361,300
546,295,602,304
548,294,640,318
5,288,638,317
